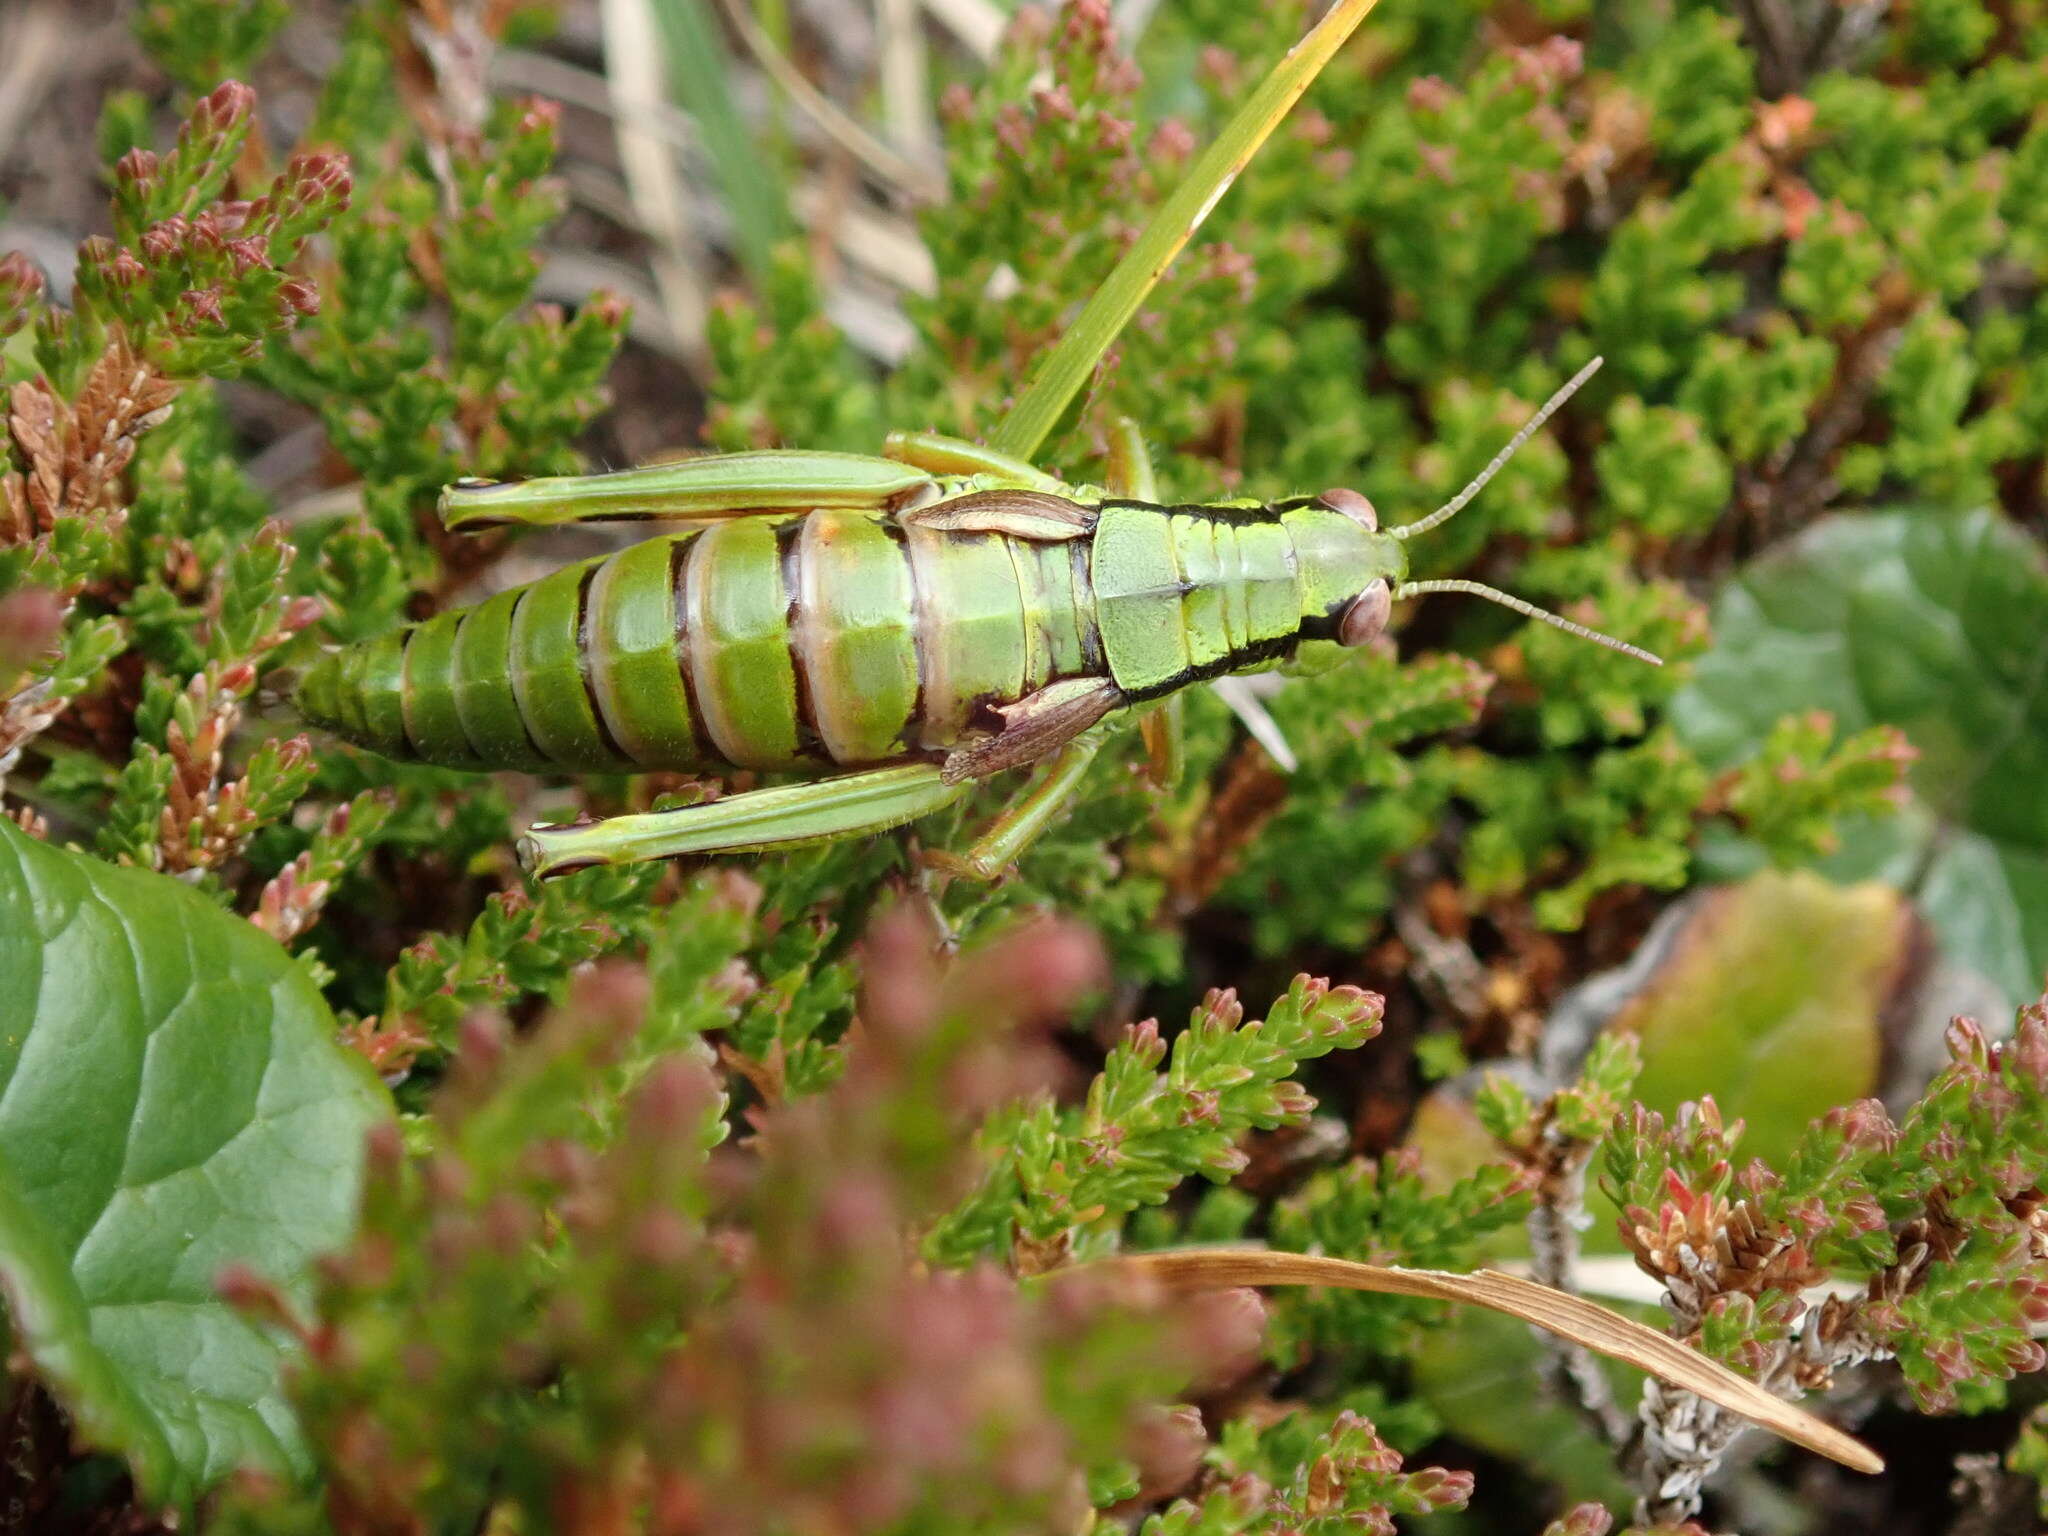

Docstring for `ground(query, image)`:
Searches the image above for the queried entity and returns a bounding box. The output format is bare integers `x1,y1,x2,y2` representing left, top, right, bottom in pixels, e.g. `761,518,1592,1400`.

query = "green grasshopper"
295,360,1654,880
293,0,1656,881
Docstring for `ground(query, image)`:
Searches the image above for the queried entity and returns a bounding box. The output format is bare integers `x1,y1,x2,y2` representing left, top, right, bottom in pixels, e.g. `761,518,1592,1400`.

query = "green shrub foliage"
1,0,2045,1531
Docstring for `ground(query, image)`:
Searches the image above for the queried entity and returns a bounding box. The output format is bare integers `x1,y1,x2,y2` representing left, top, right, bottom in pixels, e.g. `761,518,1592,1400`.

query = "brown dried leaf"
1092,1248,1884,1475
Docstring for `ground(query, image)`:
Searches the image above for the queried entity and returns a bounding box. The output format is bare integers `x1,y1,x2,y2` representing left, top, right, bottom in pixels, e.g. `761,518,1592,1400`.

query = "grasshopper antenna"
1383,356,1657,664
1391,578,1663,665
1390,356,1604,543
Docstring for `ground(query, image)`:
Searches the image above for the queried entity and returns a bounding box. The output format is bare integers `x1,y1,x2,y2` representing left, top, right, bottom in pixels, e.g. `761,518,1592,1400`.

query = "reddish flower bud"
278,277,320,316
180,287,226,328
0,587,65,670
114,147,159,188
1407,75,1456,114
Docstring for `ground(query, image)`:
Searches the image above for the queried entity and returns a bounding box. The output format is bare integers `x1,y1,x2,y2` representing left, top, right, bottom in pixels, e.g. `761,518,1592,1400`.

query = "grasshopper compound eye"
1338,579,1392,647
1317,487,1377,531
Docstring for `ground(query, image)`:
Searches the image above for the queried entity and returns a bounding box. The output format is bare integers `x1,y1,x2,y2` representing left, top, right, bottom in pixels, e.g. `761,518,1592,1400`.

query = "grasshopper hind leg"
519,765,969,877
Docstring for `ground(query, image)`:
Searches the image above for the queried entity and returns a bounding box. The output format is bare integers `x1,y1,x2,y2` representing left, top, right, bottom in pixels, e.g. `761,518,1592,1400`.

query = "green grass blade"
990,0,1383,462
652,0,791,288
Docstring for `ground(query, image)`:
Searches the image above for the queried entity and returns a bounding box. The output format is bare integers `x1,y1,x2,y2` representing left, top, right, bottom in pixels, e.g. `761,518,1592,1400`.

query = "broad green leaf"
1611,870,1895,1168
1671,508,2048,1006
0,820,389,1507
991,0,1383,461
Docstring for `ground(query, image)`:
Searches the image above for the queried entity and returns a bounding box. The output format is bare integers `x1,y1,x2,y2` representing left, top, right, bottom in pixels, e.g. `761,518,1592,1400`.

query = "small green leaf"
1672,508,2048,1005
0,820,389,1507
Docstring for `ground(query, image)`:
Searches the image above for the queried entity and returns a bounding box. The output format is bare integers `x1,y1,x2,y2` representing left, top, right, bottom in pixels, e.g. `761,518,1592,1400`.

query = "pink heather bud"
362,1118,406,1177
480,1192,537,1256
456,1010,508,1077
1032,84,1076,123
1270,1084,1316,1119
585,288,629,327
519,98,562,134
960,917,1106,1025
282,596,325,633
1098,114,1134,154
629,1210,696,1268
1064,0,1112,43
0,249,45,312
2011,1015,2048,1092
197,80,257,133
1405,1467,1475,1510
1407,75,1456,114
286,152,352,209
1945,1015,1991,1068
108,248,149,288
180,288,226,328
114,147,159,187
1006,4,1053,50
225,236,268,275
0,587,64,669
995,104,1033,158
1123,1016,1165,1064
1102,55,1143,97
1129,1404,1206,1500
1181,1286,1267,1393
216,1262,302,1336
1827,1097,1896,1149
566,957,650,1038
1549,1503,1614,1536
278,277,320,316
628,1054,718,1142
859,900,943,1045
526,1136,596,1191
817,1171,896,1250
140,220,185,264
1541,36,1585,82
1148,118,1196,164
938,81,975,125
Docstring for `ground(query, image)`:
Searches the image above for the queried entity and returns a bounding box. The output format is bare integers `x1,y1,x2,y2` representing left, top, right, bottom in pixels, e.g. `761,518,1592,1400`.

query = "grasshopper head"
1288,488,1405,649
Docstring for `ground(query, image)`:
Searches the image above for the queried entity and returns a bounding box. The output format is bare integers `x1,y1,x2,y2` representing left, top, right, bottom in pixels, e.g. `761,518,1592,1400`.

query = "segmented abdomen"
295,510,1104,774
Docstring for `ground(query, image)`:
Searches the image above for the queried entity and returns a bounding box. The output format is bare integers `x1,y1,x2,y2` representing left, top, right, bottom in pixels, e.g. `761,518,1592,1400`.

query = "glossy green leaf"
1672,508,2048,1006
1612,870,1896,1168
0,820,389,1507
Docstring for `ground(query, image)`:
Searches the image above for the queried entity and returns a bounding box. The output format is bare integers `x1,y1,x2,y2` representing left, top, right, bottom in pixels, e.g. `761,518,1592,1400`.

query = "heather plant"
0,0,2046,1533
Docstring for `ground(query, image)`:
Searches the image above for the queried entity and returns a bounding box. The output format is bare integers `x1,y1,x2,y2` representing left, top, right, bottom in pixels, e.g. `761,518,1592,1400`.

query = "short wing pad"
899,489,1097,542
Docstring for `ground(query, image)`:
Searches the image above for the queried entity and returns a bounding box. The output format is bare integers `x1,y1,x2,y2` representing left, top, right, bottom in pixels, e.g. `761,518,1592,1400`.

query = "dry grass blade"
1098,1249,1885,1476
0,2,67,163
601,0,713,375
920,0,1006,60
714,0,946,202
877,0,940,173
